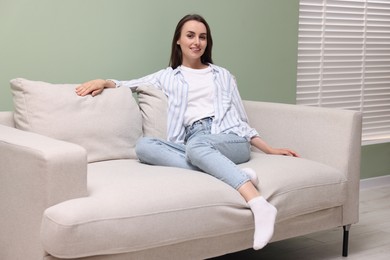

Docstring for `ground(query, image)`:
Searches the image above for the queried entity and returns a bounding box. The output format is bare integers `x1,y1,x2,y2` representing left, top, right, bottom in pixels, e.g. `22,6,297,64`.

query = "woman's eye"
187,34,194,38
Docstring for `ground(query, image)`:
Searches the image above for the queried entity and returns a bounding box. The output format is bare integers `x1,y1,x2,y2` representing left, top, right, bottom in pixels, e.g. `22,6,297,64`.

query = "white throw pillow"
136,85,168,140
11,78,142,162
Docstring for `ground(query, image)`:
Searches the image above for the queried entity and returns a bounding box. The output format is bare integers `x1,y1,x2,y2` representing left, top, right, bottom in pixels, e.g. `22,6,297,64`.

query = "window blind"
296,0,390,145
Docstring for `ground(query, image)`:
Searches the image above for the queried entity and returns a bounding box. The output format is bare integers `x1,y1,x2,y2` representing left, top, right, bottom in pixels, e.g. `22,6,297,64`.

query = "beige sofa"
0,78,362,260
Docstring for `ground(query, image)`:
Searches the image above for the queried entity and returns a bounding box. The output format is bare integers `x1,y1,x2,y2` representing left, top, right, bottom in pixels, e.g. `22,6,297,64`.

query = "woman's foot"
248,196,277,250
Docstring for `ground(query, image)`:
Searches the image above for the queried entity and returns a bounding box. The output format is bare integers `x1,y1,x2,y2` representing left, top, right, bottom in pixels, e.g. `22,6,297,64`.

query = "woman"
76,14,298,250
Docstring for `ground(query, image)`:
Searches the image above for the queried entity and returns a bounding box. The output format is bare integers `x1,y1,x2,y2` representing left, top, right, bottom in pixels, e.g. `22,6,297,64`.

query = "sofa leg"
342,225,351,257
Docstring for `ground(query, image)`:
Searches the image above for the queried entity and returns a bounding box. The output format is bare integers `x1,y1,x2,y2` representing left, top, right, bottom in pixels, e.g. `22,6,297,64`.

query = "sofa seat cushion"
41,155,346,258
241,153,347,222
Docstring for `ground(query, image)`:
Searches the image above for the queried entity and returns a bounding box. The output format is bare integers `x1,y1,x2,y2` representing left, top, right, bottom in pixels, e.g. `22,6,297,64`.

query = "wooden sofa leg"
342,225,351,257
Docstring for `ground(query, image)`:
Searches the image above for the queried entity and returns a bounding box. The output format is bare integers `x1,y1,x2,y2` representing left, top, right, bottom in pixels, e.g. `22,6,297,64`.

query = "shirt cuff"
107,79,120,88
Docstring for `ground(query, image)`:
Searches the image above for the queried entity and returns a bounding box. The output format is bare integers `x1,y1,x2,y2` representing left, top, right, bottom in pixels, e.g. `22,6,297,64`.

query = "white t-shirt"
181,65,215,126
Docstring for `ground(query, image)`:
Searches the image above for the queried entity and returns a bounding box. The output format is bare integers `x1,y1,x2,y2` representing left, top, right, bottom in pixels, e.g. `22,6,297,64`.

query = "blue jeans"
135,117,251,189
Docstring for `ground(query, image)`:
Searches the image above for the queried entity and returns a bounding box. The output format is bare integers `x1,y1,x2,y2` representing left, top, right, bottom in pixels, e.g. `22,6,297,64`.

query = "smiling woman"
75,13,299,250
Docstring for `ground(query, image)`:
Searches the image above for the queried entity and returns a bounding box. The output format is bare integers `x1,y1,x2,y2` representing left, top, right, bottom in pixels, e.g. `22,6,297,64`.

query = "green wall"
0,0,388,179
361,144,390,179
0,0,298,108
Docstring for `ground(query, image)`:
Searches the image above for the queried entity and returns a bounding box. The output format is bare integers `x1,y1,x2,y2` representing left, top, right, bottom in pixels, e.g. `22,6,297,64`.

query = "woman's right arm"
75,68,167,97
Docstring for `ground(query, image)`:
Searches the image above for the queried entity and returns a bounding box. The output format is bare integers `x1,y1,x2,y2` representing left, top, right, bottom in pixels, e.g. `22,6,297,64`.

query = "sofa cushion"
10,78,142,162
136,85,168,139
41,154,346,258
241,153,347,222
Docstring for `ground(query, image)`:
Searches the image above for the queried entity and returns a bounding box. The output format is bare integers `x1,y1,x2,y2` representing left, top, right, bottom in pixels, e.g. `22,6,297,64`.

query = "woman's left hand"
269,148,300,157
250,136,300,157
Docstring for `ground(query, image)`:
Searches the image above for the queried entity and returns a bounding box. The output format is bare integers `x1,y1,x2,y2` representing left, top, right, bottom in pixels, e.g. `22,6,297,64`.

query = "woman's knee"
187,135,250,164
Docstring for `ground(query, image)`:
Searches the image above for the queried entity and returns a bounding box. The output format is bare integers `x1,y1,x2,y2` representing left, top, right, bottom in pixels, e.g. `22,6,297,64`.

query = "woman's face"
177,20,208,68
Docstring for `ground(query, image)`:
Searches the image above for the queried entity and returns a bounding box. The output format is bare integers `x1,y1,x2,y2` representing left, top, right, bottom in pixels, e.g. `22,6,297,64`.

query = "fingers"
75,84,87,96
285,149,300,158
91,89,103,97
75,82,91,96
291,151,300,157
279,149,300,157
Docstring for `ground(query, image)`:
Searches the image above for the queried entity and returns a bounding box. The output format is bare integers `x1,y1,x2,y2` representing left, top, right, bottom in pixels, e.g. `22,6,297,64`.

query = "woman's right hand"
75,79,115,97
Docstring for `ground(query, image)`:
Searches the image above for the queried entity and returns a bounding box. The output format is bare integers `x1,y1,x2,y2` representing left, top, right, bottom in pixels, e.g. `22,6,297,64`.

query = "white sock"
248,196,277,250
242,168,259,188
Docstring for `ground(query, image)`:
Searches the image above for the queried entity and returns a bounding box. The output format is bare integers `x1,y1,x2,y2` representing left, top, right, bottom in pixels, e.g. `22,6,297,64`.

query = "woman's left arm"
227,72,299,157
250,136,300,157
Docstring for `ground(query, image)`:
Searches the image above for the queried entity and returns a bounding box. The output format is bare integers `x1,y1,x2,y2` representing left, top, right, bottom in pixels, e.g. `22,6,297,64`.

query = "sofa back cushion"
11,78,142,162
136,85,168,139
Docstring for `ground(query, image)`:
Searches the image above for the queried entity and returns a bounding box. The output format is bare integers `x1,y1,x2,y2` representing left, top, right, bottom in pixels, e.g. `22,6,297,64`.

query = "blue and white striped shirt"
113,64,259,144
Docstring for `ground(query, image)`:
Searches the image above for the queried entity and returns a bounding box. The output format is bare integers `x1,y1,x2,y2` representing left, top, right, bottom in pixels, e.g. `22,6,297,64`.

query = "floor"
212,184,390,260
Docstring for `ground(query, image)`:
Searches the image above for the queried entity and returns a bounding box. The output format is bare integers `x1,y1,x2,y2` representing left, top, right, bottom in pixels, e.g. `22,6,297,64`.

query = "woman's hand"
268,147,300,157
250,136,300,157
75,79,115,97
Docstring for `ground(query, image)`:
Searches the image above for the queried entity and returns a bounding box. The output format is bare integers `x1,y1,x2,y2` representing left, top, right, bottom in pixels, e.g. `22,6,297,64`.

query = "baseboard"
360,175,390,190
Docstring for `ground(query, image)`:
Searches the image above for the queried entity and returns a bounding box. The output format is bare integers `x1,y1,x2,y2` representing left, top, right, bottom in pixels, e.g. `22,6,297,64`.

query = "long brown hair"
169,14,213,69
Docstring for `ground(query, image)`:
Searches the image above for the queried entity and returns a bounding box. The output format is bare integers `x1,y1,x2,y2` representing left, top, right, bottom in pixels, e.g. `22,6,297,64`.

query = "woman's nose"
194,37,200,45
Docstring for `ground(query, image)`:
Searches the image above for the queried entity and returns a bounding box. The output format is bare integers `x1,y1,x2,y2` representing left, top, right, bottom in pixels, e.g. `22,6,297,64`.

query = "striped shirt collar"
173,63,220,75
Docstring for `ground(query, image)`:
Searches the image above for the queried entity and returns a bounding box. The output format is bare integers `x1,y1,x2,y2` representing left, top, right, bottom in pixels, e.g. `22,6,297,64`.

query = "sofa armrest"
243,101,362,224
0,111,15,127
0,125,88,259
